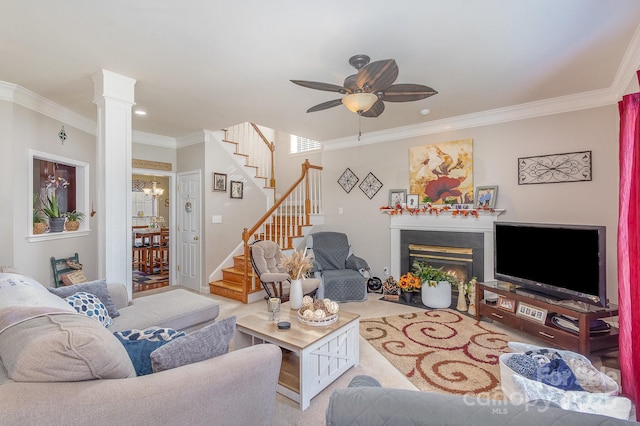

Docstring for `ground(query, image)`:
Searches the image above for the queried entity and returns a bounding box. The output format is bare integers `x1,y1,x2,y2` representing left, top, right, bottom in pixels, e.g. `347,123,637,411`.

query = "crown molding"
612,21,640,98
322,87,618,151
0,81,96,135
323,21,640,151
176,129,225,148
132,130,176,148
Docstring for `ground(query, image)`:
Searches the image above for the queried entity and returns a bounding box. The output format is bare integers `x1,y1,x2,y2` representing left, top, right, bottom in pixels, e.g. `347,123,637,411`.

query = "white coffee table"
235,305,360,411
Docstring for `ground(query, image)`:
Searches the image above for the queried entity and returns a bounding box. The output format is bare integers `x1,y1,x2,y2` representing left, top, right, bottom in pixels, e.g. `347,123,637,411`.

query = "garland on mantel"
380,204,496,217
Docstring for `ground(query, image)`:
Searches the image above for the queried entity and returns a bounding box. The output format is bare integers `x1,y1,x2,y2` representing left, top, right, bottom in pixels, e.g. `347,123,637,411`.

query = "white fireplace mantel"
389,210,505,281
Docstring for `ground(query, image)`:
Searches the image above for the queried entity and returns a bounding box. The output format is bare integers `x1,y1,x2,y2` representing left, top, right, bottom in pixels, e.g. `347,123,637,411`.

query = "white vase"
289,279,303,309
421,281,452,309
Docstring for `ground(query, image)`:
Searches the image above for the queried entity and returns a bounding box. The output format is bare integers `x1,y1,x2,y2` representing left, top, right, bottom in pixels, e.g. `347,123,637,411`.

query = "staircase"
208,123,323,303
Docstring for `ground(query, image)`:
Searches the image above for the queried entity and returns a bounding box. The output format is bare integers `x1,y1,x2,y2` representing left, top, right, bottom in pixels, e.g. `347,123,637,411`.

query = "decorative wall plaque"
132,159,173,171
518,151,592,185
359,172,383,199
338,168,359,193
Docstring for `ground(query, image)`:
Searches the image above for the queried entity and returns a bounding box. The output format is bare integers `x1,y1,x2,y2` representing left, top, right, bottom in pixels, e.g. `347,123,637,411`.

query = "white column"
92,70,136,299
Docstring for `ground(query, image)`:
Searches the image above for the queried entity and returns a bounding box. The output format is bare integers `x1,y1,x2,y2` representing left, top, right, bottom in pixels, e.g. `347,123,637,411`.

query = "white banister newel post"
92,70,136,300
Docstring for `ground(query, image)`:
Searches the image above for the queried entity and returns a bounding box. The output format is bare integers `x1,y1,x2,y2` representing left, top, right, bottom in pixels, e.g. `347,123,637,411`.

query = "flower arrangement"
398,272,422,292
380,204,495,217
280,248,314,280
45,175,70,190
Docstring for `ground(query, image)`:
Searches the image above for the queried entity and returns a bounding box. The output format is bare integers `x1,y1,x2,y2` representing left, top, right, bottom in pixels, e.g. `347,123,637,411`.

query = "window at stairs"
290,135,321,154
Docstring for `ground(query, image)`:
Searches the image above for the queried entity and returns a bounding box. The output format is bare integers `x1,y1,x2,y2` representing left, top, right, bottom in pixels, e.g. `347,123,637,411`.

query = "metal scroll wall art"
337,168,384,199
518,151,592,185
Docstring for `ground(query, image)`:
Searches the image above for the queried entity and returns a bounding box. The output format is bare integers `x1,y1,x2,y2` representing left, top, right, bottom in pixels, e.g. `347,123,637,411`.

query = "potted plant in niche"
40,194,66,233
32,194,46,234
64,210,84,231
412,260,459,308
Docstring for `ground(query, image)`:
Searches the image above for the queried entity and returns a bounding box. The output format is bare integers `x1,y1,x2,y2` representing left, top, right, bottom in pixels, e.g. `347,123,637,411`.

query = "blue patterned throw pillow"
65,292,113,327
114,327,186,376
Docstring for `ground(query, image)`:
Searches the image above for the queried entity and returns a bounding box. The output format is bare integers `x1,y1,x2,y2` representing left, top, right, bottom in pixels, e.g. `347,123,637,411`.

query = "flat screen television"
494,222,607,307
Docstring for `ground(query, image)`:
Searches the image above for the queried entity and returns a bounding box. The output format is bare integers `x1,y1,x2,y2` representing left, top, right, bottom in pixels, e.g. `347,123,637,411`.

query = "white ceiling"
2,1,640,142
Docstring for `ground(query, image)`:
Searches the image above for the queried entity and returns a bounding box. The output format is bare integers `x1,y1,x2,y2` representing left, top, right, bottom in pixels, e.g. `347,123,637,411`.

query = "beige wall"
1,89,624,303
320,105,620,304
8,104,98,286
132,143,176,168
202,136,268,279
274,130,322,195
0,101,14,266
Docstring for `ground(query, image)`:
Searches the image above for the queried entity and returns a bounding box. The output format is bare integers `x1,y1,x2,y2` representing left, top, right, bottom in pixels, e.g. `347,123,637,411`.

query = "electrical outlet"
383,266,389,276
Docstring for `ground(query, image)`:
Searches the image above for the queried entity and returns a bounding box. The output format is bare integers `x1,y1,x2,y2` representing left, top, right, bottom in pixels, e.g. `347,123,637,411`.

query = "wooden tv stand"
475,281,618,356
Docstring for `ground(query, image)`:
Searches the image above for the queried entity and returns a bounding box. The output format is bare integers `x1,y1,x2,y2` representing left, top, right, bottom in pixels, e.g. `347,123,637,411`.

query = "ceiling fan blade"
290,80,347,93
360,99,385,118
343,74,359,92
306,98,344,113
380,84,438,102
356,59,398,92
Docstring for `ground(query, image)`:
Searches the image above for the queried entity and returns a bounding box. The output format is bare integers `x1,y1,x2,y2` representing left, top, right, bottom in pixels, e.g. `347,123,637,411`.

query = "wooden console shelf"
475,281,619,356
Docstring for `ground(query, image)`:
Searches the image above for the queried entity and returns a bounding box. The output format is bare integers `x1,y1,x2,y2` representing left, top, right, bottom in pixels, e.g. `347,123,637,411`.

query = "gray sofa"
326,376,638,426
0,273,282,425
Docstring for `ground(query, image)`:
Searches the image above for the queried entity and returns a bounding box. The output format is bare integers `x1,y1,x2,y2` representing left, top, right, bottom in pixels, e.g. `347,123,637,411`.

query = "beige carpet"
360,309,528,399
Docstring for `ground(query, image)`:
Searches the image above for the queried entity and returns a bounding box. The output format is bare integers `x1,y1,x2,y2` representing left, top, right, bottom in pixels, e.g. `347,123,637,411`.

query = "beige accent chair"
250,240,319,301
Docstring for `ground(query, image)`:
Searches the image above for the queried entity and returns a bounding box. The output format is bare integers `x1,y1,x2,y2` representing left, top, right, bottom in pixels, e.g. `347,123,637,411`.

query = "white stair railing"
224,122,275,187
241,160,323,294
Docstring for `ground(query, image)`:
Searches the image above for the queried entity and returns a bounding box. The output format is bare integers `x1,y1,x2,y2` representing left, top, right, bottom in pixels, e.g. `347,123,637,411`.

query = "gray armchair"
307,232,370,302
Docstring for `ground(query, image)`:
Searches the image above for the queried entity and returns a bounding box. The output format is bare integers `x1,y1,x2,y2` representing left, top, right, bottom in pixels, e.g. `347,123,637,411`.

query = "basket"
65,221,80,231
296,310,339,326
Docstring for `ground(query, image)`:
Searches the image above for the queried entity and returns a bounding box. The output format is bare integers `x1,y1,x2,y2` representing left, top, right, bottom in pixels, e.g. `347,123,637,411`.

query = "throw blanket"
311,232,350,270
0,273,77,334
0,306,74,334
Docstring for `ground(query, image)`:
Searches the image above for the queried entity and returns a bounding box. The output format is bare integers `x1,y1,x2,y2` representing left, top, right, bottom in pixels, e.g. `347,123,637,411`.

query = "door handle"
194,236,199,241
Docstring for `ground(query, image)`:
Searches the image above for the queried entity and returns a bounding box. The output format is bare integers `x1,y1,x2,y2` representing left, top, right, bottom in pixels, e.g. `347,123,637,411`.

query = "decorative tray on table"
296,310,339,326
296,297,340,327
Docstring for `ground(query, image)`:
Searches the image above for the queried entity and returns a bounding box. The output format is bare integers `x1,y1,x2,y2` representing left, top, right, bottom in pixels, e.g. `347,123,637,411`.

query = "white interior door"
177,171,201,292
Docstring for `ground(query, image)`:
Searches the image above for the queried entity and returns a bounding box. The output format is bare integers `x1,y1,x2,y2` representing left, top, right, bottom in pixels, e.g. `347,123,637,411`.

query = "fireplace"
408,243,474,284
402,231,484,282
388,211,504,282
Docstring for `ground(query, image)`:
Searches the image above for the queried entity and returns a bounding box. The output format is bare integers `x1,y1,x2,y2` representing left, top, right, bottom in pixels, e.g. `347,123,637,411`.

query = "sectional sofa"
0,273,282,425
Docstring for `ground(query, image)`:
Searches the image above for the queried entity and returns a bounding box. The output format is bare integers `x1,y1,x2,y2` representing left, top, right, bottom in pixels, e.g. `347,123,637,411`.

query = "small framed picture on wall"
230,181,243,199
213,172,227,192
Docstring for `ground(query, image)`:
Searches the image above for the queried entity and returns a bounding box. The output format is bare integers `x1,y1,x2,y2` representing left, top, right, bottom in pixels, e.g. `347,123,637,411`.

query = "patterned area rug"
132,271,169,293
360,309,515,399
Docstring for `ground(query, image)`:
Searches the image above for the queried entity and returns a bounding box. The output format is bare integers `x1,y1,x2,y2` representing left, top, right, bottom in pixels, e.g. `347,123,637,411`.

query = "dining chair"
150,228,169,275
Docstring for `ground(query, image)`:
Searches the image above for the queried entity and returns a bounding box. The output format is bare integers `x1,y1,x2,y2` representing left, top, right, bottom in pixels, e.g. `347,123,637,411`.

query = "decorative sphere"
327,301,339,314
313,309,326,319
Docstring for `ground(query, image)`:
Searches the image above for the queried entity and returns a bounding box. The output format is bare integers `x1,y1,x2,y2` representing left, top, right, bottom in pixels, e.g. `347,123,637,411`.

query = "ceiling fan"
291,54,438,117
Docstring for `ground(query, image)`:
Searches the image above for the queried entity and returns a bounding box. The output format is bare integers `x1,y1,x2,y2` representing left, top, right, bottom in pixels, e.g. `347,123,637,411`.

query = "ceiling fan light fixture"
341,92,378,114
